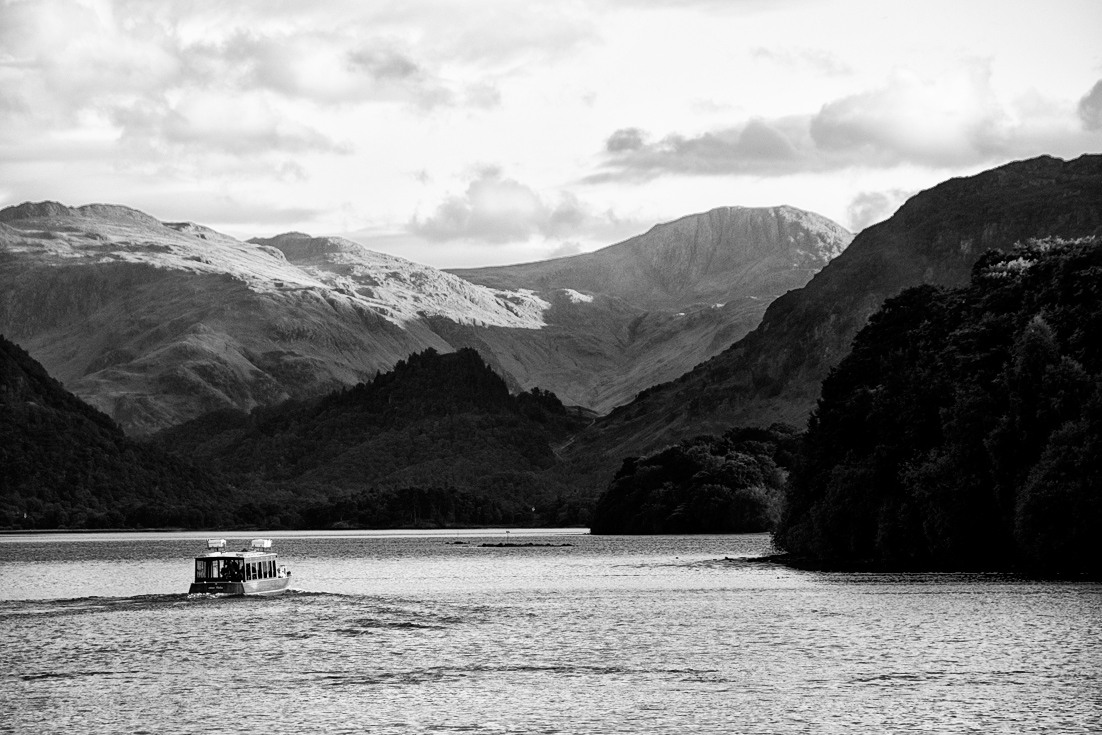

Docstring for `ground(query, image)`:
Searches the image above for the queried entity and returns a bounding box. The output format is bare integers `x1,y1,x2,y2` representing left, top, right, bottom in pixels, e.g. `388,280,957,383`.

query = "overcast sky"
2,0,1101,267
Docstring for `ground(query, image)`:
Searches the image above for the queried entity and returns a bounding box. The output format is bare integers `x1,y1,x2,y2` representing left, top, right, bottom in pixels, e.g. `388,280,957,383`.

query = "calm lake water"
1,530,1099,734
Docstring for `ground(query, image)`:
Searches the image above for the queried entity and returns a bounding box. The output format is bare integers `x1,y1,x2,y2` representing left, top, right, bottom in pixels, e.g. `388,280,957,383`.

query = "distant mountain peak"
0,201,163,228
451,204,852,310
249,232,370,261
0,201,79,221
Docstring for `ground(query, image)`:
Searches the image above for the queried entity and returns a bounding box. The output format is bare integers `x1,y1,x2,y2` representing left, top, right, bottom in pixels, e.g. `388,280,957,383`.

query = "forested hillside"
154,348,593,527
776,237,1102,572
0,334,228,528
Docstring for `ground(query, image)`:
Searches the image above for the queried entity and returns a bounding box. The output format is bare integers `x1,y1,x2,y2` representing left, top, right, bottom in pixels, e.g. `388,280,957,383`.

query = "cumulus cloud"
182,31,454,108
546,240,584,258
846,189,914,232
411,169,623,245
593,118,809,179
809,66,1009,167
112,94,347,155
596,65,1080,180
0,0,538,163
1078,79,1102,131
606,128,648,152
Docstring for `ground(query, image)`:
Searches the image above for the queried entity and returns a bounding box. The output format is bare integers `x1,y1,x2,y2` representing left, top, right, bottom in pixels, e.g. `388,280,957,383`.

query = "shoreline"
748,553,1102,580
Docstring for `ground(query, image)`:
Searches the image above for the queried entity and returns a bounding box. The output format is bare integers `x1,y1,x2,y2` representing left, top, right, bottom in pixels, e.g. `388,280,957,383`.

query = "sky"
1,0,1101,268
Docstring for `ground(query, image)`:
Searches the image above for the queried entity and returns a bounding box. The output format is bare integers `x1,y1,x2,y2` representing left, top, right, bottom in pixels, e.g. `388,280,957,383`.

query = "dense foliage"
1,343,590,530
590,424,800,534
153,348,592,527
776,238,1102,572
0,334,229,529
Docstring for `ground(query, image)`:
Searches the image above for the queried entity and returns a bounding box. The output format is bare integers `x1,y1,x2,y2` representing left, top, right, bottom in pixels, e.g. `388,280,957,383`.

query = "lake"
1,530,1099,733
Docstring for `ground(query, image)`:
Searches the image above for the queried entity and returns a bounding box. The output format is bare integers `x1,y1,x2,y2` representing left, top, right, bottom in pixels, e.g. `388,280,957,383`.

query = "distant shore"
748,553,1102,579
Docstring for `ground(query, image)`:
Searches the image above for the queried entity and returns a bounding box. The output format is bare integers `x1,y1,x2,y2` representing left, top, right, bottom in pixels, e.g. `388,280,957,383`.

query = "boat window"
196,559,228,580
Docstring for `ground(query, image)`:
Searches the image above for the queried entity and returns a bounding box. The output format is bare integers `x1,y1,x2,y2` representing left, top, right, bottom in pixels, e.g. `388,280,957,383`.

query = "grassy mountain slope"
0,203,850,433
558,155,1102,494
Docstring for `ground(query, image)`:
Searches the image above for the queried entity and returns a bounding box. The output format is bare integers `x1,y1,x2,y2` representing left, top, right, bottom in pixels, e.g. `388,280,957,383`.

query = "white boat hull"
189,576,291,596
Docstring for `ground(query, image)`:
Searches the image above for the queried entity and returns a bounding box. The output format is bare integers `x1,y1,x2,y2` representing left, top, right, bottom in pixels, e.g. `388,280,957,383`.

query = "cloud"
111,94,348,156
750,47,851,76
606,128,648,152
595,65,1088,180
0,0,526,155
845,189,914,232
410,169,627,245
411,169,552,243
1078,79,1102,131
463,82,502,109
593,118,809,179
546,240,584,259
809,66,1009,167
184,31,454,108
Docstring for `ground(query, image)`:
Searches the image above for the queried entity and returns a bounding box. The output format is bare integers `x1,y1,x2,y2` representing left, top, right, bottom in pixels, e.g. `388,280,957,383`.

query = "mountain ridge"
560,154,1102,492
450,205,851,310
0,201,850,432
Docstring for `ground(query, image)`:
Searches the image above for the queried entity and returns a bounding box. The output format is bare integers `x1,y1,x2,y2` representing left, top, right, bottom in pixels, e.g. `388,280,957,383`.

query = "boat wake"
0,593,189,620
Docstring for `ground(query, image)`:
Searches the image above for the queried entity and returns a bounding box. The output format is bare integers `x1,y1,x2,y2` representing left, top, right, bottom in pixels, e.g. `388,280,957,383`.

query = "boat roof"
196,550,277,560
197,538,277,560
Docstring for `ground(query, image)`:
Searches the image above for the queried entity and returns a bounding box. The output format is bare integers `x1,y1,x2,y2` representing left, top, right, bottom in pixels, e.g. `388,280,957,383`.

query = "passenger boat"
189,538,292,596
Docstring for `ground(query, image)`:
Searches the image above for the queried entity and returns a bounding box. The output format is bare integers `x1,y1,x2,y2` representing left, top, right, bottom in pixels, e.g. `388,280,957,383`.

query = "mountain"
562,155,1102,493
0,204,554,434
0,202,850,434
152,347,593,527
776,237,1102,572
0,333,226,529
449,206,852,410
451,206,849,310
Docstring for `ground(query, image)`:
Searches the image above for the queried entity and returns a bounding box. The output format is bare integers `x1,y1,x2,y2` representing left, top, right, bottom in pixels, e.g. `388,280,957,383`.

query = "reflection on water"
1,531,1099,734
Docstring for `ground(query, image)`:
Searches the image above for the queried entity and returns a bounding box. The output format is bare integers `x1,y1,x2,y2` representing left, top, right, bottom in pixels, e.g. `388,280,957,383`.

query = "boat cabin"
194,538,287,584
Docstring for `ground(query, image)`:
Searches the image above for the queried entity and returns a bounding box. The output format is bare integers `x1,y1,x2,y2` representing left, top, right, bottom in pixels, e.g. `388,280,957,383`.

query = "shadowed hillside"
561,155,1102,493
0,333,228,528
153,348,593,527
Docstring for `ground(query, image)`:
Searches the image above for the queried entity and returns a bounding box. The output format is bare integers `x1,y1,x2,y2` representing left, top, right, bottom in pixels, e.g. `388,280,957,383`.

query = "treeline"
591,424,800,534
288,486,588,529
776,238,1102,572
